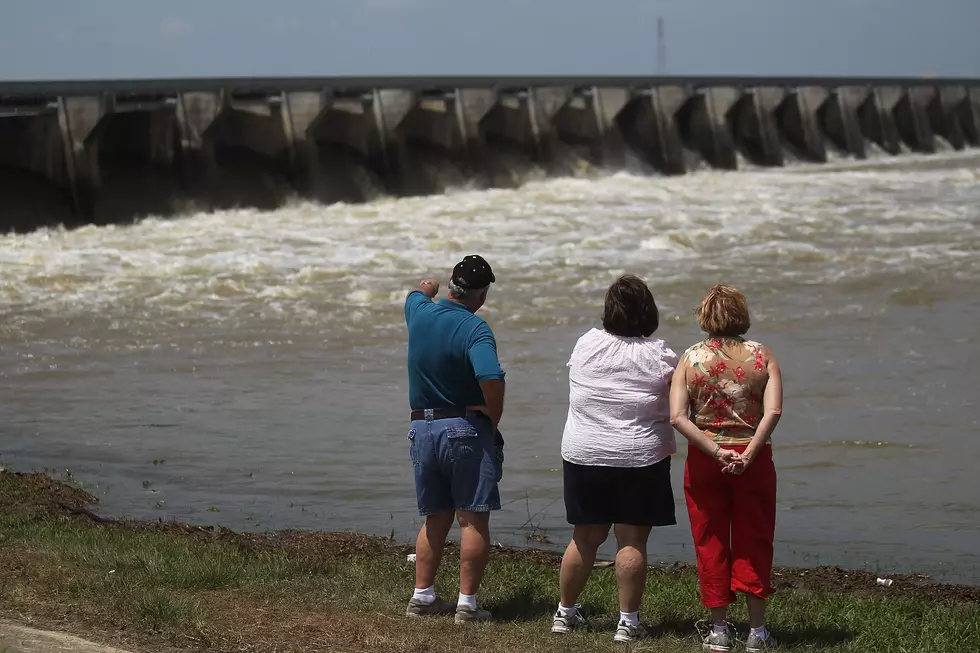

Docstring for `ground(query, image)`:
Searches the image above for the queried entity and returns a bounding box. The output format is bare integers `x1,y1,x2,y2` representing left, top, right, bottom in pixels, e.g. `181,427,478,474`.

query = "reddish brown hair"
696,284,751,337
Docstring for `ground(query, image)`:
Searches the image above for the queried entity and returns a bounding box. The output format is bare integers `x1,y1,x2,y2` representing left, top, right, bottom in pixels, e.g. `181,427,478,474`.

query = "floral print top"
682,337,775,445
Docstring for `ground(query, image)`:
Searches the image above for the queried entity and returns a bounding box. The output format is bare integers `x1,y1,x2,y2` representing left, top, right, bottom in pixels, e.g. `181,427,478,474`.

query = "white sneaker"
454,605,492,624
613,620,648,643
746,630,778,651
697,620,733,652
551,606,586,633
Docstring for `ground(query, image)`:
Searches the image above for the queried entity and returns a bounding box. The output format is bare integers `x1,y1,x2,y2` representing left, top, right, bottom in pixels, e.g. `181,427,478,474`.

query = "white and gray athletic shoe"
613,620,649,643
551,606,587,634
745,630,778,652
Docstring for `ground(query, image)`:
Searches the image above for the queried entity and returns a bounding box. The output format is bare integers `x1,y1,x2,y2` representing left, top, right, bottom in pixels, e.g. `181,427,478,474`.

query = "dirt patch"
195,591,531,653
771,565,980,603
0,472,97,519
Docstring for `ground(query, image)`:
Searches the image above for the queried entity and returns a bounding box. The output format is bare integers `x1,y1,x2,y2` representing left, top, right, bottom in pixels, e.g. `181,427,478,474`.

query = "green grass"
8,519,309,590
1,513,978,653
0,465,978,653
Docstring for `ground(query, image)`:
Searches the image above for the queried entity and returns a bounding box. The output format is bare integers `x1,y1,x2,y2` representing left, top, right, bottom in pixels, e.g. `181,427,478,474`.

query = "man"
403,254,506,625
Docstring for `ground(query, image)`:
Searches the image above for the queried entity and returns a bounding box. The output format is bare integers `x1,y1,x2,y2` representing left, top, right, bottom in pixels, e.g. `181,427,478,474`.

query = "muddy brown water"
2,150,979,583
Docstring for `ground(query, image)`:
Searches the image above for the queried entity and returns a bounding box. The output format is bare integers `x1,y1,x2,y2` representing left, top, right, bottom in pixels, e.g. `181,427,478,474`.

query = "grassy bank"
0,471,978,653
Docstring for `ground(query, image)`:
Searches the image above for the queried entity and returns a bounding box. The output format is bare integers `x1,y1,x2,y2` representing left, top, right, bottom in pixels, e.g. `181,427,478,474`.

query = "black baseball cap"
451,255,496,290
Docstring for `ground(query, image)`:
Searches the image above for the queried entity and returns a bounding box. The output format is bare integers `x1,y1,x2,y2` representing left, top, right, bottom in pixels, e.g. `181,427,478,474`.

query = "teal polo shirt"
405,290,505,410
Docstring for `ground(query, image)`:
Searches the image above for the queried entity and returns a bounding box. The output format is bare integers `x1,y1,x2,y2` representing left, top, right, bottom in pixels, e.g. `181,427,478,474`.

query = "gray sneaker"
455,605,492,624
551,606,586,633
405,595,455,617
702,629,732,652
613,620,649,643
745,631,778,652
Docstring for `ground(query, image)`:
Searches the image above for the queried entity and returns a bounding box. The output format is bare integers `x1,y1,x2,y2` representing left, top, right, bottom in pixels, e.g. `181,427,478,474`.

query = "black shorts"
563,457,676,526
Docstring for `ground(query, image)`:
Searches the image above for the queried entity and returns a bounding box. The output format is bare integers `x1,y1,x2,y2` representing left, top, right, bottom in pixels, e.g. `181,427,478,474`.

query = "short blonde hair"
696,284,751,337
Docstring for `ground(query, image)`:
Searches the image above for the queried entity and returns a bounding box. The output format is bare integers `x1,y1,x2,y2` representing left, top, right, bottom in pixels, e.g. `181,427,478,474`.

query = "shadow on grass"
774,626,854,649
651,618,700,638
488,586,559,622
651,619,854,650
653,619,854,649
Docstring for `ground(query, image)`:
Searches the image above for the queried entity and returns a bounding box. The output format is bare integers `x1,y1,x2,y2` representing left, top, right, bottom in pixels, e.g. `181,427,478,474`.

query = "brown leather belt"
410,408,469,421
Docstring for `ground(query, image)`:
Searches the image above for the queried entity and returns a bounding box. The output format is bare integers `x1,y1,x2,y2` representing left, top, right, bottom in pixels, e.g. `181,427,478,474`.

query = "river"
2,150,979,583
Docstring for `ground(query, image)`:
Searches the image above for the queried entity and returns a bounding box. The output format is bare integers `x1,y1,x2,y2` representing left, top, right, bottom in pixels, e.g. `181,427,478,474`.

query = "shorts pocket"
445,424,478,462
407,428,419,466
445,425,478,439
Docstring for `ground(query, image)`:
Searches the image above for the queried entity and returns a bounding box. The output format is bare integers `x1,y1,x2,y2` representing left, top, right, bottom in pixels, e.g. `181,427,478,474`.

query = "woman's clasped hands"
715,448,750,475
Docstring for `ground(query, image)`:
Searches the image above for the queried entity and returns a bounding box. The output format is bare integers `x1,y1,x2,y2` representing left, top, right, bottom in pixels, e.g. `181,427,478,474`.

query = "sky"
0,0,978,81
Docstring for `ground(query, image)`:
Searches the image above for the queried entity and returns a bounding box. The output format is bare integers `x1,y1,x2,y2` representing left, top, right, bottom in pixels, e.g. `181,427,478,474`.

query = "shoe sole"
703,645,731,653
455,615,492,625
552,618,587,634
406,609,454,618
552,623,586,634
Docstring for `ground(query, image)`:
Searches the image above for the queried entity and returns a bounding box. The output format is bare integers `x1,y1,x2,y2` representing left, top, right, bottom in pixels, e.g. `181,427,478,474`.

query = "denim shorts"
408,410,503,516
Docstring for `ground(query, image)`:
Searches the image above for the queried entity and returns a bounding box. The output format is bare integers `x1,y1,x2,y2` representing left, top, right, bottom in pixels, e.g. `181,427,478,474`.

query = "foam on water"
0,154,980,324
2,151,978,346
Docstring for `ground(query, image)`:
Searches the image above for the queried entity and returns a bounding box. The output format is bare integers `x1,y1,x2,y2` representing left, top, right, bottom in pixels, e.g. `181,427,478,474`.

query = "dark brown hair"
602,274,660,338
696,284,751,337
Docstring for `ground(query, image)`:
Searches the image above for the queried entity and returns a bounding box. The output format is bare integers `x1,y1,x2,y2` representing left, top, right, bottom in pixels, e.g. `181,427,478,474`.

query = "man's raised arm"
406,279,440,324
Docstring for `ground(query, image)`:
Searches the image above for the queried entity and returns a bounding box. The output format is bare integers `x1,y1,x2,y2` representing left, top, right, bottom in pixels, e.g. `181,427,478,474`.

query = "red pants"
684,444,776,608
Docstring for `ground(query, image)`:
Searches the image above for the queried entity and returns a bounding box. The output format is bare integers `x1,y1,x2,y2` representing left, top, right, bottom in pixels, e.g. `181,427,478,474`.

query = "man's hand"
417,279,440,299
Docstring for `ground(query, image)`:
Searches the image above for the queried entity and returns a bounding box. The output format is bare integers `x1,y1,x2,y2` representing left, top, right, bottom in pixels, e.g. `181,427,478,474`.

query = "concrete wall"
820,87,868,158
929,86,967,150
728,87,785,167
677,87,739,170
550,87,606,165
894,87,936,153
776,87,828,162
616,86,688,174
959,87,980,146
859,87,903,155
0,79,977,231
0,103,76,230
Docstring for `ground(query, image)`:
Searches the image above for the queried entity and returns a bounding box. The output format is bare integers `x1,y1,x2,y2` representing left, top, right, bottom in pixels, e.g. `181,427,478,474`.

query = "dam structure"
1,75,979,232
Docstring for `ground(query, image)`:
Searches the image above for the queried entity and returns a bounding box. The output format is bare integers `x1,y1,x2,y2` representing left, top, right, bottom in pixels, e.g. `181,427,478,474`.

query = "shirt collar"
438,298,473,313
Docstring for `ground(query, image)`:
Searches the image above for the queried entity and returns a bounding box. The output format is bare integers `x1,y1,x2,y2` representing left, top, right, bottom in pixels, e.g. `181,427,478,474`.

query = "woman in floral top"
669,285,783,653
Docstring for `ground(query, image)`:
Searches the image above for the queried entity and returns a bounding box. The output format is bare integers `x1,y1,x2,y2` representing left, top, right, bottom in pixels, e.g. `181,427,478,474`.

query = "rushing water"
2,150,979,583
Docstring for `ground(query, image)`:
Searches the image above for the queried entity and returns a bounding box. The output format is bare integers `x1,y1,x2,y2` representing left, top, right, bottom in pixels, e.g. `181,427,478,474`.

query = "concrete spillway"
1,76,979,232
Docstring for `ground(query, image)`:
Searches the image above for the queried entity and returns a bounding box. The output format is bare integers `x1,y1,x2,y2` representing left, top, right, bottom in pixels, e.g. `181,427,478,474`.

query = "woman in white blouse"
551,275,678,643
